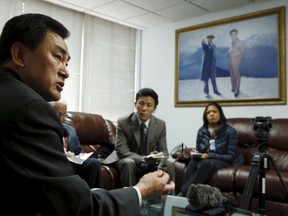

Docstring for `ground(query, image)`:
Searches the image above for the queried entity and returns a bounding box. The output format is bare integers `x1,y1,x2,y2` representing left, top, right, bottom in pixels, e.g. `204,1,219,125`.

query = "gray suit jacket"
103,112,168,164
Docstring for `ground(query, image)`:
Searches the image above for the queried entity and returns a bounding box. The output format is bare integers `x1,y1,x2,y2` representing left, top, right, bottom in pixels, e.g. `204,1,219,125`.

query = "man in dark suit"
113,88,175,187
200,34,221,97
0,13,174,216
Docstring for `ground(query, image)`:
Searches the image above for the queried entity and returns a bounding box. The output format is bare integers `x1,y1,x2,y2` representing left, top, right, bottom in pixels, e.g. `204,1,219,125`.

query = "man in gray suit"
114,88,175,187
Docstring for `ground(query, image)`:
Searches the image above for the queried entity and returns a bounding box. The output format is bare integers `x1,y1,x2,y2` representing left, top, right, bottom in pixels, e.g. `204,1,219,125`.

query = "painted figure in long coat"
200,34,221,97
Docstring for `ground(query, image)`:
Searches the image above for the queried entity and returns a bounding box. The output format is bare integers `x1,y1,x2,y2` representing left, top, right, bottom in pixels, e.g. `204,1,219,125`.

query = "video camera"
252,116,272,131
251,116,272,151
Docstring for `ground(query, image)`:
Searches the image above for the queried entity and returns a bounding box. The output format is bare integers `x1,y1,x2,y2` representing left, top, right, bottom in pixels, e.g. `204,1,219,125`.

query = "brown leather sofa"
172,118,288,215
63,111,121,190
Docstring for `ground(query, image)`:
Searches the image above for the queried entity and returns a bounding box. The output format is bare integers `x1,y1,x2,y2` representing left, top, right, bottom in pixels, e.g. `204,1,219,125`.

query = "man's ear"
152,106,157,113
10,42,25,68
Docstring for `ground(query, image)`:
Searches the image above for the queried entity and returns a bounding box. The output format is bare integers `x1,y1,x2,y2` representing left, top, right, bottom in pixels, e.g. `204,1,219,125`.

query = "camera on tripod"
251,116,272,152
252,116,272,131
242,116,288,214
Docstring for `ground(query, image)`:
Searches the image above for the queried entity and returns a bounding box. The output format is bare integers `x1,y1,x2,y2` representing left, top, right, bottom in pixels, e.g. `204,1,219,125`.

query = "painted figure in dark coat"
200,34,221,97
179,102,244,196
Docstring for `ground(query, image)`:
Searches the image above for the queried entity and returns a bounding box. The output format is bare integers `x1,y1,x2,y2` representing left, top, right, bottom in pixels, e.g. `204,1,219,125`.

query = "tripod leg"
240,154,262,210
257,153,288,215
258,159,266,215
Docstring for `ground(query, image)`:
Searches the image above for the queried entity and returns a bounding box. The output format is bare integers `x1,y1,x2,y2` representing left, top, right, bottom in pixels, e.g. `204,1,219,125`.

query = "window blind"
0,0,137,122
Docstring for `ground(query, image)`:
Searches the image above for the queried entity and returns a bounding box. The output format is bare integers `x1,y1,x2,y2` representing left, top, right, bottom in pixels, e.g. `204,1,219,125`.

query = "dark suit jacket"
201,42,216,82
115,112,168,163
0,67,139,216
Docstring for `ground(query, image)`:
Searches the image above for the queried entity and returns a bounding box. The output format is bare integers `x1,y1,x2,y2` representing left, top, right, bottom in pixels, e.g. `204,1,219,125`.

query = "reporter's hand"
191,149,198,154
135,170,175,200
149,150,158,155
201,153,208,159
65,151,74,157
143,156,154,163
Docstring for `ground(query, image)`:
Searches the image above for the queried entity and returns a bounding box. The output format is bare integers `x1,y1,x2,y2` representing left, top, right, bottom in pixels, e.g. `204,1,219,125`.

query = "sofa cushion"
207,166,238,192
234,166,288,202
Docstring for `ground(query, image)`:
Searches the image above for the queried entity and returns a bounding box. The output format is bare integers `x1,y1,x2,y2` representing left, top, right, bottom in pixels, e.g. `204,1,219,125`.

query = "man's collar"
136,114,150,127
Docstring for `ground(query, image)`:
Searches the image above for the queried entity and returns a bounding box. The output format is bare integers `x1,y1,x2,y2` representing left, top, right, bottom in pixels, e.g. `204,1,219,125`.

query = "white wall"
140,0,288,153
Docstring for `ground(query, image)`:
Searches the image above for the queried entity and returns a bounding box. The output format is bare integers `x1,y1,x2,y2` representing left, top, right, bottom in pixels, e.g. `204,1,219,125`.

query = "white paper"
67,152,93,165
144,152,165,159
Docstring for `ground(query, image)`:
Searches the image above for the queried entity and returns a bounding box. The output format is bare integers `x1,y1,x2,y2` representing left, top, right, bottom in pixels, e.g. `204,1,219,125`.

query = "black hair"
136,88,159,106
229,28,238,35
0,13,70,65
202,101,226,127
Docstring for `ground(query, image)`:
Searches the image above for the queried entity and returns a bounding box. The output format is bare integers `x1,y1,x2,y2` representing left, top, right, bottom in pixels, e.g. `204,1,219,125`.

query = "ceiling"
42,0,272,30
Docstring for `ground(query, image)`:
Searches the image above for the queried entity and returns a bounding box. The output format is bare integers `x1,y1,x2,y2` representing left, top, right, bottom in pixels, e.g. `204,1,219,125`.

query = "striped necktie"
140,123,147,155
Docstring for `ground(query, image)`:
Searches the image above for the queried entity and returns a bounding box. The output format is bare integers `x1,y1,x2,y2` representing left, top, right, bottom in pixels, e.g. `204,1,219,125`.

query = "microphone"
186,184,228,210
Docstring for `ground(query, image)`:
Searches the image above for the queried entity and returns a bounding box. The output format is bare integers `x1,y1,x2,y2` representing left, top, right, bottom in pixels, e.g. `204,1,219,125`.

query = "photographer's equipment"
186,184,227,215
240,117,288,215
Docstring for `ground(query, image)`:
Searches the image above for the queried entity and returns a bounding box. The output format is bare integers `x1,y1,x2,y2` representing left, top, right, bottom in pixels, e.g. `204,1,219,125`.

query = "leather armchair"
64,111,121,190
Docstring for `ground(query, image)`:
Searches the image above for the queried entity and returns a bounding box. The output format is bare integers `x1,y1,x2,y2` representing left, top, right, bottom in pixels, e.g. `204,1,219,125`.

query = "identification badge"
209,139,216,151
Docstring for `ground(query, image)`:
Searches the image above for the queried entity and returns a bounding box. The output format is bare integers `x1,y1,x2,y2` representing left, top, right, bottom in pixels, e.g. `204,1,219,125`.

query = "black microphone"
186,184,227,210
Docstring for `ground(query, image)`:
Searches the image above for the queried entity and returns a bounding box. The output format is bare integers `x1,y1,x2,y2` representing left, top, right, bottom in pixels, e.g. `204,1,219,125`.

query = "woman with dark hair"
179,102,244,196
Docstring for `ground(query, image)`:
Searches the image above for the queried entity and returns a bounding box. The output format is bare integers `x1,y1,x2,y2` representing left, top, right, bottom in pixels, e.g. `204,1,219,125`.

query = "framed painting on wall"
175,6,286,107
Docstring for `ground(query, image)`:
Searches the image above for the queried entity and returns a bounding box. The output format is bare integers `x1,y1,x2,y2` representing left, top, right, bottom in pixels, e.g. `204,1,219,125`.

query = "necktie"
140,123,147,155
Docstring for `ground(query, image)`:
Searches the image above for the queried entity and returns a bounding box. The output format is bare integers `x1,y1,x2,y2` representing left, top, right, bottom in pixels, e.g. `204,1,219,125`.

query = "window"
0,0,137,122
80,14,136,121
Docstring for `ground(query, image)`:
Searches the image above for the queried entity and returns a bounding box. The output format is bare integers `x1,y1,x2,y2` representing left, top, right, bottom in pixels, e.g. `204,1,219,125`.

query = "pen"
89,145,96,151
154,145,159,152
158,157,168,171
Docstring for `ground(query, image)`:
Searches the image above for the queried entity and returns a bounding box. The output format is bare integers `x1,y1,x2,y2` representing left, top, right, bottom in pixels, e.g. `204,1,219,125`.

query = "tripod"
240,117,288,215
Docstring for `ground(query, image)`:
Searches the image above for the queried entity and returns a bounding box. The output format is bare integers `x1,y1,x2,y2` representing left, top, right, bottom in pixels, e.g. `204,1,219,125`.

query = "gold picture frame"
175,6,286,107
